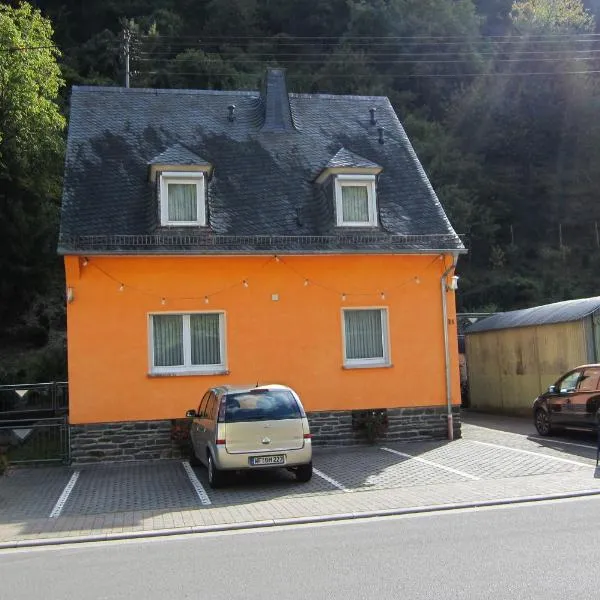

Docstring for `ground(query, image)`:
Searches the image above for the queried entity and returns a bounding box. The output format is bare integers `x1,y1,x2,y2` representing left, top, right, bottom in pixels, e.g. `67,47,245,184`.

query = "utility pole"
122,28,131,88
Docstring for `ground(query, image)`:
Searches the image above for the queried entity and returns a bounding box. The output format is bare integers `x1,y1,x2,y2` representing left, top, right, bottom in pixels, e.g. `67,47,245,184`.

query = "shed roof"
466,297,600,334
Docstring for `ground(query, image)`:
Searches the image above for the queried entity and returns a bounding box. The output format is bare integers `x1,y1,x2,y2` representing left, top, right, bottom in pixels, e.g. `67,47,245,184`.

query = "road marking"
49,471,80,518
313,467,349,492
471,440,593,467
182,461,212,506
466,423,597,450
380,447,480,480
530,437,596,450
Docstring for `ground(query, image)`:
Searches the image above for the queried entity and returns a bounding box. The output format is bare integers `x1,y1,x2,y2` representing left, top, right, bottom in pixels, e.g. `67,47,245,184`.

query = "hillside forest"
2,0,600,382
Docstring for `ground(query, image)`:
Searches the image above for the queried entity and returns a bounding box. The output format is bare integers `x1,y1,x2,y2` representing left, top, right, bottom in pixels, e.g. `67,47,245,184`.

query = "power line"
135,69,600,78
133,56,600,66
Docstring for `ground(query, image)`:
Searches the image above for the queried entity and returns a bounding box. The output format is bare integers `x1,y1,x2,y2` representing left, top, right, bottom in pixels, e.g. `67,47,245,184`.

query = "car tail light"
216,439,226,445
303,433,312,439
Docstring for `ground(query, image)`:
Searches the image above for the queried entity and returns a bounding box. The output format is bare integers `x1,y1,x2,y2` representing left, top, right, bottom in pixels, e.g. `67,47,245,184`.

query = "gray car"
186,384,313,488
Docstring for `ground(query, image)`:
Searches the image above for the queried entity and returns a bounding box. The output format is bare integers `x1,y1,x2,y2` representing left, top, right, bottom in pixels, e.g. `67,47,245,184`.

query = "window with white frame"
342,308,389,367
335,175,377,227
159,171,206,226
150,312,225,374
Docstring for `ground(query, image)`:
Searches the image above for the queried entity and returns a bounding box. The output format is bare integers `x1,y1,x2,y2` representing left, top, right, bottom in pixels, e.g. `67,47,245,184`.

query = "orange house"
59,69,465,462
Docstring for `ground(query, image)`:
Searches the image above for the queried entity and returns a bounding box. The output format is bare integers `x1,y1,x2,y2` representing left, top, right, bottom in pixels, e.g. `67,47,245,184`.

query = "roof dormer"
148,144,213,227
316,148,383,228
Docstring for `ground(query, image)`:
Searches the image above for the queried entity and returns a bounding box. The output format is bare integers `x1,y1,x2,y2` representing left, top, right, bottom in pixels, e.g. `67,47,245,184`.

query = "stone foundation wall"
69,407,461,463
70,420,184,464
307,406,461,446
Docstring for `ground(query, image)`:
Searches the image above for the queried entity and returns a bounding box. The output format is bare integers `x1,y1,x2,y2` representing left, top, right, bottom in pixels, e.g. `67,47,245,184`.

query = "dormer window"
159,172,206,227
335,174,377,227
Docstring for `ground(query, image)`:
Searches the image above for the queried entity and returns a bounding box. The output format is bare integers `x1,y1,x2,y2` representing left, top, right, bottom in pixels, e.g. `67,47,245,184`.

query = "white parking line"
49,471,80,518
313,467,349,492
530,437,596,450
471,440,593,467
380,447,480,480
182,461,212,506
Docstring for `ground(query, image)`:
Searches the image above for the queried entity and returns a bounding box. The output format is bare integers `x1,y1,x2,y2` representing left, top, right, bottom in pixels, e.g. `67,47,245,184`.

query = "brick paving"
1,411,600,546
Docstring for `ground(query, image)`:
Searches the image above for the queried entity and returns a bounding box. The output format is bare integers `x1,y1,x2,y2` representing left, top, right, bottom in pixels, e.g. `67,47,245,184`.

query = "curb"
2,487,600,550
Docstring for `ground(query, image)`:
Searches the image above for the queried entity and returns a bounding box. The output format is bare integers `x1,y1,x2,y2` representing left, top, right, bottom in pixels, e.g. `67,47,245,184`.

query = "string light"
89,254,440,304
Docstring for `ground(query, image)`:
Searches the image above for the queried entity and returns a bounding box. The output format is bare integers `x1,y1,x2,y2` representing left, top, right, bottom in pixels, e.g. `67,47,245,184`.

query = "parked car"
186,384,313,488
533,364,600,436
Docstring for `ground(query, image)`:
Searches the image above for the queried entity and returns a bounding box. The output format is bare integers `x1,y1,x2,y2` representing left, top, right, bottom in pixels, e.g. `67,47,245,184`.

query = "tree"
0,2,65,330
511,0,595,32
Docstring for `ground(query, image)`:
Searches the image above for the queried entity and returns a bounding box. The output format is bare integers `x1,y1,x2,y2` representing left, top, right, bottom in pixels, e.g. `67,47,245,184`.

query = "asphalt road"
2,497,600,599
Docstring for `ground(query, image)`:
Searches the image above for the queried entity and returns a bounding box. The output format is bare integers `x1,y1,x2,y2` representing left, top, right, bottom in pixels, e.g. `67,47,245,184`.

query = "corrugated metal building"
465,297,600,415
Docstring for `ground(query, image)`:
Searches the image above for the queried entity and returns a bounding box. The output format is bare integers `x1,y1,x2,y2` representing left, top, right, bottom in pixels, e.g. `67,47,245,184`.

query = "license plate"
250,455,285,466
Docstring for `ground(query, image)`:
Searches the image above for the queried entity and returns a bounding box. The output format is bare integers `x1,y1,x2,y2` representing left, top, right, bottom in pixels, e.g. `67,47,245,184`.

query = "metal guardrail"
58,233,465,252
0,382,68,418
0,417,69,465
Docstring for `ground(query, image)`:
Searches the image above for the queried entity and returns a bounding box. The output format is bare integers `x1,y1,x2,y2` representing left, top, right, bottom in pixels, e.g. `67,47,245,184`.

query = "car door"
571,367,600,428
191,392,210,459
203,392,219,447
546,369,582,426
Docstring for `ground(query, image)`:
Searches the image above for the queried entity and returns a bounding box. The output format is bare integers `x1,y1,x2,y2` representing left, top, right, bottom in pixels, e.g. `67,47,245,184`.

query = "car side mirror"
185,409,197,418
548,385,557,393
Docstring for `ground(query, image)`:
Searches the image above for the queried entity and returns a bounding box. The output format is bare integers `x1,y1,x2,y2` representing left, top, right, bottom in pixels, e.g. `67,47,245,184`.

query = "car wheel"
535,409,553,436
207,453,224,489
295,462,313,483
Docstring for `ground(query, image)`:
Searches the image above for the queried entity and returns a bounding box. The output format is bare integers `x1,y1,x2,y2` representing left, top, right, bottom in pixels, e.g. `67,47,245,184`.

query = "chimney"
261,68,296,132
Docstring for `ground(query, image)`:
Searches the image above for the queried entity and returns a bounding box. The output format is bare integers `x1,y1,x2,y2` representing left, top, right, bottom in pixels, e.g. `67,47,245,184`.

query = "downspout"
441,253,459,441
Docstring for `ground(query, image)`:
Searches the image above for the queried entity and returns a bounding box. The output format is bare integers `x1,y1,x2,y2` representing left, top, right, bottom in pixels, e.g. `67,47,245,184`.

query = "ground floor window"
150,312,226,375
342,308,390,368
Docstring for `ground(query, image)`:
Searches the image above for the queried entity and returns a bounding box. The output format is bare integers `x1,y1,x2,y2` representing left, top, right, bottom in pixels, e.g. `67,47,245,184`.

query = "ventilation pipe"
369,107,377,125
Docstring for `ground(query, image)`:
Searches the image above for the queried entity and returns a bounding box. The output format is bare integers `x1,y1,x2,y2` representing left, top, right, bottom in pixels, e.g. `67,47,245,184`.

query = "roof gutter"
441,253,459,441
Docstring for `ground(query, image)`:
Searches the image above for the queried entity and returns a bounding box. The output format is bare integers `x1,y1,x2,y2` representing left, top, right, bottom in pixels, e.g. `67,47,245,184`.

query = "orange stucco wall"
64,254,460,424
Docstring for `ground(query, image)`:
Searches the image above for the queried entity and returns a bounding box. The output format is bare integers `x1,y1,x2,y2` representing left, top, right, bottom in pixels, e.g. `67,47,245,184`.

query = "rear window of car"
224,390,302,423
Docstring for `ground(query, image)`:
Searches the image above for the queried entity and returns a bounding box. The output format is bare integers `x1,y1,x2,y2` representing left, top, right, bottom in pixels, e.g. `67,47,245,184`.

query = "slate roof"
149,143,210,166
59,69,465,255
323,147,382,171
466,297,600,334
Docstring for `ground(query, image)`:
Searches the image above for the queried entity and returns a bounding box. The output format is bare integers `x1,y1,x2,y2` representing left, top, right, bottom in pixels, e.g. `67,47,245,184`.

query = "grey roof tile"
466,296,600,333
59,70,464,255
324,147,382,170
148,143,210,166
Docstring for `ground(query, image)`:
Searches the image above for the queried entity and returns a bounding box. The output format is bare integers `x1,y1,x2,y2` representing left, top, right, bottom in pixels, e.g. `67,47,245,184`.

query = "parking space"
2,414,598,523
0,467,73,522
60,462,201,516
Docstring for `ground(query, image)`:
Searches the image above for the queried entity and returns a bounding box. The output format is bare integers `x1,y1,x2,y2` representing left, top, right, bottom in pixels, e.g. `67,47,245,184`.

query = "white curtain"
191,314,221,365
153,315,184,366
341,186,369,222
168,183,197,221
345,310,383,360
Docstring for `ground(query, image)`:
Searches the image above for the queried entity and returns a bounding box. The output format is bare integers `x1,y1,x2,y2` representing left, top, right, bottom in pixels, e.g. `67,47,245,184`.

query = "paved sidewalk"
1,411,600,548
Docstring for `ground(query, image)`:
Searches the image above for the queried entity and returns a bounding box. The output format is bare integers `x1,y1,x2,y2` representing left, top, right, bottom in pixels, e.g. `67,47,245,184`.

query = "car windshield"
224,390,301,422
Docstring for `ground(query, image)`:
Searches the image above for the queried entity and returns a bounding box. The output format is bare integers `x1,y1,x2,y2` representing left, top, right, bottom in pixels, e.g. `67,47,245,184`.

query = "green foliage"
511,0,595,32
0,3,65,382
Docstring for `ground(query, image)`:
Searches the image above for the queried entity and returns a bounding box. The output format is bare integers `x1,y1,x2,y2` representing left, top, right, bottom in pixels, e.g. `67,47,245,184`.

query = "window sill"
148,369,230,378
342,363,393,370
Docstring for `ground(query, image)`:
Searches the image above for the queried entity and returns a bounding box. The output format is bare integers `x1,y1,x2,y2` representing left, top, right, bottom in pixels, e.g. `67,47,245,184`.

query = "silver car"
186,384,313,488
